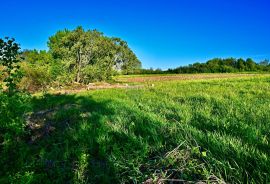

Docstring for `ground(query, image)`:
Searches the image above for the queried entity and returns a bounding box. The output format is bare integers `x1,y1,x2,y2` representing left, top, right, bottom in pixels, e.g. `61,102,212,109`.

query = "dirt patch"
50,83,144,95
25,104,78,144
117,74,262,83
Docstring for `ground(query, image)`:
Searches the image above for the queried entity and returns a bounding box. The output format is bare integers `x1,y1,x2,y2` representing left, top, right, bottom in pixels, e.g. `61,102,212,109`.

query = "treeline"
167,58,270,74
132,58,270,74
7,26,141,91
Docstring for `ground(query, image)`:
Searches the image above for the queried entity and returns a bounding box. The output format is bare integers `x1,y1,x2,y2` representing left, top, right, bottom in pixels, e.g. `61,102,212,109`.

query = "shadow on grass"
1,93,167,183
1,93,118,183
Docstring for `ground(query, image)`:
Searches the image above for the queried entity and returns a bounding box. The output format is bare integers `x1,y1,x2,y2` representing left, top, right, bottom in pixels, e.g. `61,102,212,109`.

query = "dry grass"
116,73,266,83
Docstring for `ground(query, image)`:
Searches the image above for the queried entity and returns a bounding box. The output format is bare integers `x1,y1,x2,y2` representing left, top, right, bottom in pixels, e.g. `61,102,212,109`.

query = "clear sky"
1,0,269,69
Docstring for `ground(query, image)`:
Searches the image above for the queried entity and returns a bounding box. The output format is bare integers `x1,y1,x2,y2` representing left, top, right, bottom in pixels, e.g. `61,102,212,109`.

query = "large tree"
48,26,141,83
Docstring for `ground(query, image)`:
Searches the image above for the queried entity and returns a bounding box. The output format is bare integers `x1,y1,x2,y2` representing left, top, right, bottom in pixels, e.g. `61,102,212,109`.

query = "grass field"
1,74,270,183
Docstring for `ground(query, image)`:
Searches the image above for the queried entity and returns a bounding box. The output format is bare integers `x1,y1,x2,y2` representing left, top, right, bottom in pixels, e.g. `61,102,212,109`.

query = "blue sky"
1,0,269,69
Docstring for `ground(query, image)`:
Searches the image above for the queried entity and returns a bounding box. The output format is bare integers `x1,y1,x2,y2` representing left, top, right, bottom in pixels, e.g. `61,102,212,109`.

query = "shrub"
0,37,23,94
20,62,52,92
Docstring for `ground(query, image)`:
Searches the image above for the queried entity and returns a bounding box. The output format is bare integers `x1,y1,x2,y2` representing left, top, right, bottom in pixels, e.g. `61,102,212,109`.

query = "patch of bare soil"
25,104,78,144
119,74,261,83
50,82,144,95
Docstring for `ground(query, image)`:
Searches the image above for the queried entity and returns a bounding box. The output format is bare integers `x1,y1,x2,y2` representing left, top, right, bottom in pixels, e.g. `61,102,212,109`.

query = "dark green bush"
0,91,31,141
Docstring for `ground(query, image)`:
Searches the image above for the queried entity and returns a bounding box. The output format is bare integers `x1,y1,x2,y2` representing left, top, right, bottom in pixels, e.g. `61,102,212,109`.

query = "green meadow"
1,74,270,183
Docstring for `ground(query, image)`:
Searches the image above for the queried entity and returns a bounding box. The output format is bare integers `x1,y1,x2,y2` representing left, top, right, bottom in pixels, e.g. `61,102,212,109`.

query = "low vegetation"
1,74,270,183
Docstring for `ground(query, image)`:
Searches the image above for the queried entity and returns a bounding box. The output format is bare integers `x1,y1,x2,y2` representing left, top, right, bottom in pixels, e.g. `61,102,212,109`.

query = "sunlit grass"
1,75,270,183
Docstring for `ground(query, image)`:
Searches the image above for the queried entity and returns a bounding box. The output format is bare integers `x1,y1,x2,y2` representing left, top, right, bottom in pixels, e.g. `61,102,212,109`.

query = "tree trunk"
76,48,82,83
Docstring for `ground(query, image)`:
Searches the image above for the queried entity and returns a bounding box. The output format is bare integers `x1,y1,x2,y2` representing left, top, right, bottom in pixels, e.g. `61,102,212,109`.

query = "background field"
115,73,267,83
1,74,270,183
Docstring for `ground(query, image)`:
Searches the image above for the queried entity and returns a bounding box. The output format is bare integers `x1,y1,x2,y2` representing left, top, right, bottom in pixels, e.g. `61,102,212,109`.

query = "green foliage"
0,37,23,94
48,26,141,83
0,92,31,184
0,92,30,135
19,50,60,91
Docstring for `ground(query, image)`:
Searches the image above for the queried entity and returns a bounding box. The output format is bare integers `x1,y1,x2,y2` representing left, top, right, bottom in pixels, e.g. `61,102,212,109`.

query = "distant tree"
223,58,237,68
206,58,221,72
236,58,246,71
259,59,269,66
246,58,256,71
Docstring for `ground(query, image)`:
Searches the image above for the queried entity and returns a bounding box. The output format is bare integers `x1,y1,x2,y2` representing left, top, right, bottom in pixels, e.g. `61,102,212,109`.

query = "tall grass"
1,76,270,183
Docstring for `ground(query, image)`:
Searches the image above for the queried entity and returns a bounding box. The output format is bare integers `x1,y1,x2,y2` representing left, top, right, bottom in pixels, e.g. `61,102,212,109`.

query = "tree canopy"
47,26,141,83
